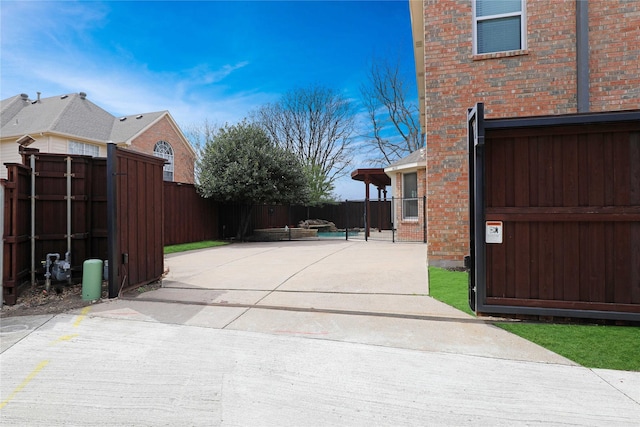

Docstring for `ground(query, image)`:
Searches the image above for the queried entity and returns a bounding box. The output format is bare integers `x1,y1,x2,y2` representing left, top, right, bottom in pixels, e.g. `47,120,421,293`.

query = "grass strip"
164,240,228,254
428,267,474,316
496,322,640,371
428,267,640,371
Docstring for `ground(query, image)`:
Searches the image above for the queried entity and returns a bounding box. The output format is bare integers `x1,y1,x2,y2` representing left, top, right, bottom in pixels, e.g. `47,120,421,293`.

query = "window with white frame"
402,172,419,220
473,0,526,55
154,140,174,181
69,140,99,157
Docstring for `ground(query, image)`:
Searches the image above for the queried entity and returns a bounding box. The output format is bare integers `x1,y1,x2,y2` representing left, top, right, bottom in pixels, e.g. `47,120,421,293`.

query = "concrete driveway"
1,240,639,425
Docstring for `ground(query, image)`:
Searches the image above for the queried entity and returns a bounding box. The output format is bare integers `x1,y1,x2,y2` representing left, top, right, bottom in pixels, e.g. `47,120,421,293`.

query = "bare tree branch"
360,57,422,165
253,85,356,204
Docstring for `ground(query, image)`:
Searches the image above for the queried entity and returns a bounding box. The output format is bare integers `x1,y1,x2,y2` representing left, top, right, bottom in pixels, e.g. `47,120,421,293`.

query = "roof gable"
110,111,165,142
0,93,194,155
385,148,426,171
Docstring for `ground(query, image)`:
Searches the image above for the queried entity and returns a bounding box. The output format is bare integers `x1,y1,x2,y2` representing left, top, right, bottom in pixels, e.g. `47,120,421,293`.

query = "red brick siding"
589,0,640,112
393,168,426,241
130,116,195,184
423,0,640,267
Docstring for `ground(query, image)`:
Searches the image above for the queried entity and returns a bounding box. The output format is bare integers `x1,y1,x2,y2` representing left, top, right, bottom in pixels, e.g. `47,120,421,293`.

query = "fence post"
30,154,36,287
345,200,349,240
391,196,395,243
364,198,368,242
106,143,119,299
288,204,292,241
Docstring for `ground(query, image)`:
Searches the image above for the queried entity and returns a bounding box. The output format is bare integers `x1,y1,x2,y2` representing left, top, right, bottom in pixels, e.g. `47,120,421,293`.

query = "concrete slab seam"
156,286,429,297
0,315,55,354
123,296,488,324
591,369,640,405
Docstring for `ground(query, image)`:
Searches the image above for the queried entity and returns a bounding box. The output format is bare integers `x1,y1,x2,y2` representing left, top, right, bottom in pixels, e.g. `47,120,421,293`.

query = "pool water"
317,231,361,238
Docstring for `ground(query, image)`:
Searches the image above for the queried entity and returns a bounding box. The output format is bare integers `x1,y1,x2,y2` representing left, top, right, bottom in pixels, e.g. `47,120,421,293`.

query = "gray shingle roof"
386,147,426,169
0,93,167,143
110,111,166,142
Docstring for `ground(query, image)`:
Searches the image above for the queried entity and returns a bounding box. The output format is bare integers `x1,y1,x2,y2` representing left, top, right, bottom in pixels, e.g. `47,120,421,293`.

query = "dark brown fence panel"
290,204,349,228
478,114,640,319
2,164,31,305
2,153,110,305
26,153,95,279
291,200,392,231
113,148,165,294
254,204,290,229
3,145,194,305
163,182,219,246
217,200,394,240
217,203,286,239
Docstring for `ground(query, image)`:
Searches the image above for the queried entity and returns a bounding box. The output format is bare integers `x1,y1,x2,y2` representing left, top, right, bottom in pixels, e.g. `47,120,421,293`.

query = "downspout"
576,0,590,113
30,154,36,287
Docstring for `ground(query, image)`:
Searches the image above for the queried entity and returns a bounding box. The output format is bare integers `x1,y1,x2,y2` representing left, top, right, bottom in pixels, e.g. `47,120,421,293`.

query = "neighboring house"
0,92,195,183
384,148,426,241
409,0,640,268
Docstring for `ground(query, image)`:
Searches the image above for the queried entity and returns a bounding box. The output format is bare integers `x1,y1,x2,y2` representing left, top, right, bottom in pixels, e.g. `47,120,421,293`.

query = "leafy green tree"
197,121,309,239
302,163,337,206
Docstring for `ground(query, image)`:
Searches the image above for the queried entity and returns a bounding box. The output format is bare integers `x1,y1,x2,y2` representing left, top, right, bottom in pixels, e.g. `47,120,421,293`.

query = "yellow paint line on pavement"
0,360,50,410
73,306,91,327
50,334,79,345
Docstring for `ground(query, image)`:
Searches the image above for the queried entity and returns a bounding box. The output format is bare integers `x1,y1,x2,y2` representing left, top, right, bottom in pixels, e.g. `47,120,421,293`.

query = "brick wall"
393,168,426,242
423,0,640,267
589,0,640,112
130,116,195,184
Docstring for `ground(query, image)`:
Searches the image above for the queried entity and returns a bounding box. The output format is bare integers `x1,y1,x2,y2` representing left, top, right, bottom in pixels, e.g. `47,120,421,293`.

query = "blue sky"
1,0,417,199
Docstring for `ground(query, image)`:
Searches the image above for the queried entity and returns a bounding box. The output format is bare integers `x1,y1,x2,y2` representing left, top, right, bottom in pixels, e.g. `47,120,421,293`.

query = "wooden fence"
2,146,399,304
468,104,640,321
217,200,393,240
1,147,166,304
107,146,165,297
163,182,219,246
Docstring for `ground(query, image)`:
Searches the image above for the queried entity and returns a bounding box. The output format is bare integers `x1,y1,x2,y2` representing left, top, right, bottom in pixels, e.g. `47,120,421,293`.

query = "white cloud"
186,61,250,86
0,2,271,130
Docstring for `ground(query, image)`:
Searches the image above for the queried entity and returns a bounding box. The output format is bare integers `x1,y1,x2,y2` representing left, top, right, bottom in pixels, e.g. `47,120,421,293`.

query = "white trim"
154,140,174,181
402,172,419,220
472,0,527,55
384,161,425,174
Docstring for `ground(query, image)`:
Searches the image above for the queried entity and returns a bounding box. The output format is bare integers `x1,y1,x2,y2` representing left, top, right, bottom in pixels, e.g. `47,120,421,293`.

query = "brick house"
384,148,426,241
0,92,195,183
409,0,640,268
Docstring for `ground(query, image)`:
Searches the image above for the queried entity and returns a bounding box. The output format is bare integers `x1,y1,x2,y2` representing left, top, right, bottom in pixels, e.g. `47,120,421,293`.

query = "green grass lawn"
428,267,475,316
164,240,228,254
428,267,640,371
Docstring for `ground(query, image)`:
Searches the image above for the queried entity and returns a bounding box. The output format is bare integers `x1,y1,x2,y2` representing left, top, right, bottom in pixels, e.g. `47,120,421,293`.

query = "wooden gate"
106,145,165,298
468,103,640,321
